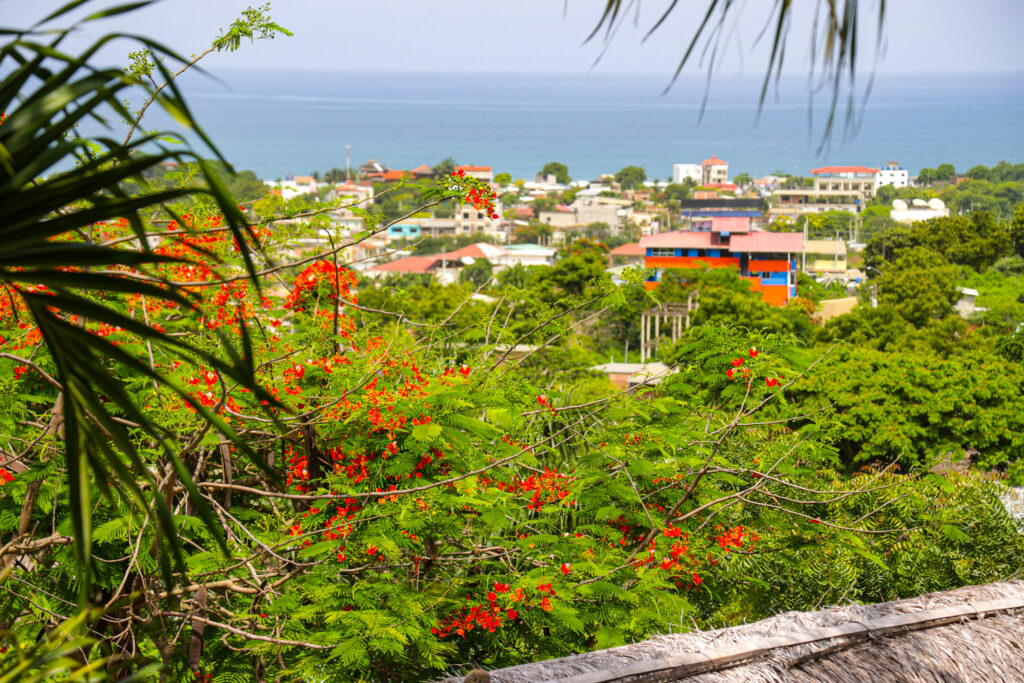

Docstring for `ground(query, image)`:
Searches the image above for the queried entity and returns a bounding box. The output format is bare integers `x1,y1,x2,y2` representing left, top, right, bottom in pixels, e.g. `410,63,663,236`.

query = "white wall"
672,164,701,184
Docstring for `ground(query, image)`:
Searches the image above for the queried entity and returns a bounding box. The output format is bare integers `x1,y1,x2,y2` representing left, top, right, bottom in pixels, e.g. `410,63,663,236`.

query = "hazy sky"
3,0,1023,76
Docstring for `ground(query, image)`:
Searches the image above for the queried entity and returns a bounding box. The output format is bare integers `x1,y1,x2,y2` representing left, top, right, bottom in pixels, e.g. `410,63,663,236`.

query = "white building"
672,163,701,184
455,164,494,182
875,161,909,191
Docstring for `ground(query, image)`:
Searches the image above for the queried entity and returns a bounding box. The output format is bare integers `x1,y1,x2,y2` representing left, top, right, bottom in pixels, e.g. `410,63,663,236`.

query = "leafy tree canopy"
540,161,571,184
615,166,647,190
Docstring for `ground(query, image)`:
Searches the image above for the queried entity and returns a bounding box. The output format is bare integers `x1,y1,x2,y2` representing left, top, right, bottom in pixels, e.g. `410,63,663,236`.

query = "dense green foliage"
3,4,1023,682
539,162,571,184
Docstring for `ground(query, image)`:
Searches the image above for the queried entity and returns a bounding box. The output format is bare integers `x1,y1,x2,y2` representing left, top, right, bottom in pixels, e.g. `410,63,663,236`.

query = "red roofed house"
609,242,646,266
700,182,739,193
365,169,413,182
772,165,881,218
366,255,441,276
638,216,803,307
454,165,494,182
366,243,553,284
410,164,435,179
701,155,729,185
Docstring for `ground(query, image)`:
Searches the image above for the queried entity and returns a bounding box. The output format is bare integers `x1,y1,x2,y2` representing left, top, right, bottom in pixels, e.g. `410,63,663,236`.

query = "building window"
650,248,675,257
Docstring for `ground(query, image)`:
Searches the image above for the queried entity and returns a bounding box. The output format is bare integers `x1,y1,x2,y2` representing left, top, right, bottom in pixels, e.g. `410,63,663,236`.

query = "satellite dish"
892,199,908,211
928,198,946,210
912,198,928,207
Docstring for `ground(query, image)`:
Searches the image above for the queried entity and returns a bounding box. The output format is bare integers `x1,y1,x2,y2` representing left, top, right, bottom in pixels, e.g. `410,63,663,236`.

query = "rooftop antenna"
346,145,351,183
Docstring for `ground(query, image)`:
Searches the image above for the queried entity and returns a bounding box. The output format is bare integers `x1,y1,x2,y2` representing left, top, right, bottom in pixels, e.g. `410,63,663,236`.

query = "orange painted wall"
743,277,790,307
759,285,790,307
748,259,791,273
648,263,793,307
644,256,740,269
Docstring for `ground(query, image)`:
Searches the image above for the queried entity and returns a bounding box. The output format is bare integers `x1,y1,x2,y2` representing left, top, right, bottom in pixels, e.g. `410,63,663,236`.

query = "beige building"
811,166,878,196
701,155,729,185
802,240,847,273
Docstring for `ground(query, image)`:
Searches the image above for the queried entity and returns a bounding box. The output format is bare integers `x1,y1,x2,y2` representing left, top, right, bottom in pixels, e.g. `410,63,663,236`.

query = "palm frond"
0,0,282,604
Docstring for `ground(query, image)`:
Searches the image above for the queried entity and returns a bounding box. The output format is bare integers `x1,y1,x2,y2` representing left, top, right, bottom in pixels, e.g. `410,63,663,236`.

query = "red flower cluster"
451,170,499,220
723,351,781,389
0,468,14,484
284,260,358,313
715,525,758,552
494,467,572,511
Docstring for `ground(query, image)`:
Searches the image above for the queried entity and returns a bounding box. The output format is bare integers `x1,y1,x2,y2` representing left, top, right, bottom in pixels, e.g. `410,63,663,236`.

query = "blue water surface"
133,70,1024,181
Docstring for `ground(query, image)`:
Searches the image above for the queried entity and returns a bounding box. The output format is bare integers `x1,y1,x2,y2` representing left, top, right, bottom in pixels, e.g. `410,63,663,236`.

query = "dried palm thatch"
445,581,1024,682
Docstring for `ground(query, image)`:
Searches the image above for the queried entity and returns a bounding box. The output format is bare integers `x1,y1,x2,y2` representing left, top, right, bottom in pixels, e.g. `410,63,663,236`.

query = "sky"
2,0,1022,77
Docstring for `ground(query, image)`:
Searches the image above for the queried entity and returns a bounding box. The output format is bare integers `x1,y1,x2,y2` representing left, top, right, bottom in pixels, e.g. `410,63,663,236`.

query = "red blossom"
730,358,744,367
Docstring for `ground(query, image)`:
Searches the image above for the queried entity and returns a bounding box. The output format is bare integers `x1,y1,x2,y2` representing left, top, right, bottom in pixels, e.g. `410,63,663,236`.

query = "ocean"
133,70,1024,182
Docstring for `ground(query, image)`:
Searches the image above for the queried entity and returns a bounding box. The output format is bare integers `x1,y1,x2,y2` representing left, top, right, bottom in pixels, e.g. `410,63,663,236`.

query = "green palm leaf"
0,1,283,604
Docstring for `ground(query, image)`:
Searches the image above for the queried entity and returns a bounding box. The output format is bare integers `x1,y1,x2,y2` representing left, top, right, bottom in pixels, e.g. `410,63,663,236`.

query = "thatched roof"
445,581,1024,682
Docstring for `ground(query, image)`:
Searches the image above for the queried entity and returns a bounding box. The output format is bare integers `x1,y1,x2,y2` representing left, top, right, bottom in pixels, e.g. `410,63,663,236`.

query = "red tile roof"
709,216,751,233
810,166,878,175
728,232,804,253
455,165,492,172
701,155,727,166
639,231,715,249
411,164,434,175
369,256,439,273
610,243,646,256
442,243,505,261
514,206,535,218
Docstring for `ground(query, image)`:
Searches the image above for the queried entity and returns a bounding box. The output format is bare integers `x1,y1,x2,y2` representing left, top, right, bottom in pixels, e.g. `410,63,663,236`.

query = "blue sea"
136,70,1024,181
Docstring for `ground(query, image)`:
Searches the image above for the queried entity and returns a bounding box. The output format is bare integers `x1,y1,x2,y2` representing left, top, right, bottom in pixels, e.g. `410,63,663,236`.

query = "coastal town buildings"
769,162,910,218
364,242,556,283
638,216,804,307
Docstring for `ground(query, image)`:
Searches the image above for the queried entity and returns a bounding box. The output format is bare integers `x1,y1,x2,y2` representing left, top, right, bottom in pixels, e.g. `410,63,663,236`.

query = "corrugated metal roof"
729,232,805,253
368,256,439,273
442,243,506,260
610,243,645,256
810,165,878,175
709,216,751,233
639,231,715,249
